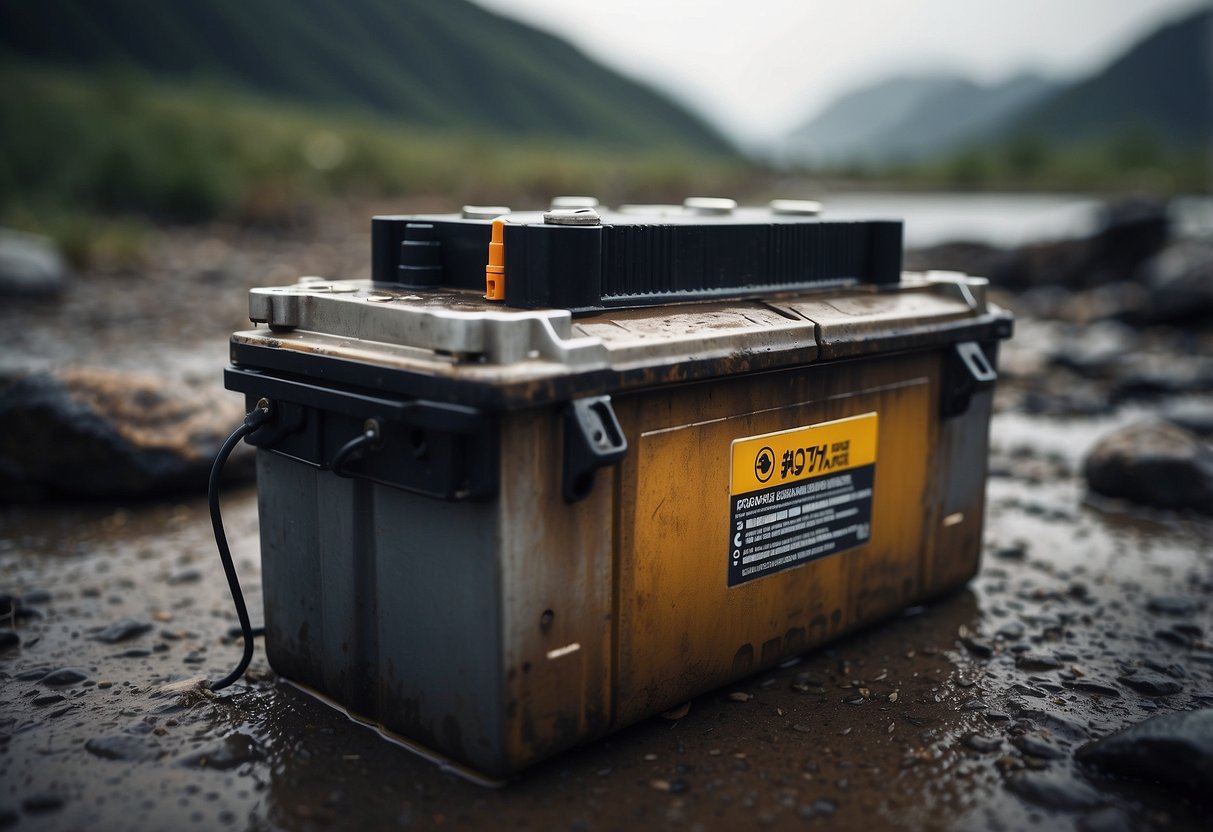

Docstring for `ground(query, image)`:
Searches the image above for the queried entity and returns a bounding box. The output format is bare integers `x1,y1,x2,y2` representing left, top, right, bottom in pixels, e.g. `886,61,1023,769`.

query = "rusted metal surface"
238,273,1009,776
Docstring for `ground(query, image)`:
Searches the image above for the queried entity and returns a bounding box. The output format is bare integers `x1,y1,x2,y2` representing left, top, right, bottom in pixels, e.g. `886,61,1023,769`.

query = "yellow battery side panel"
612,356,937,726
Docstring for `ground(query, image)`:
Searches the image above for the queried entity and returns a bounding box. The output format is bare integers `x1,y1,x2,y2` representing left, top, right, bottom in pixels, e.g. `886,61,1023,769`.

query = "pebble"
1016,654,1062,671
1011,734,1065,760
962,733,1002,753
1155,628,1191,647
0,806,17,827
1004,772,1103,810
91,619,153,644
85,734,151,762
961,637,994,658
20,794,64,814
1063,681,1121,698
41,668,89,687
167,568,203,586
993,543,1028,561
1078,807,1134,832
1146,596,1198,617
1116,673,1182,696
727,692,752,702
0,630,17,651
20,590,51,605
32,693,66,707
996,622,1025,640
176,733,263,770
15,668,48,681
798,799,837,819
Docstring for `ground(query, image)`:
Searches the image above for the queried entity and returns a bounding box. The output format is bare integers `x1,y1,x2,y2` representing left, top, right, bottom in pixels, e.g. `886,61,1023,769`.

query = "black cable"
330,420,379,477
207,404,272,691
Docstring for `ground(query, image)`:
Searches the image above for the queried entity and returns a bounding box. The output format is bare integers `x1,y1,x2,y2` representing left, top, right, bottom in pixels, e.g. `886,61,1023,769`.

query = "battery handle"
563,396,628,502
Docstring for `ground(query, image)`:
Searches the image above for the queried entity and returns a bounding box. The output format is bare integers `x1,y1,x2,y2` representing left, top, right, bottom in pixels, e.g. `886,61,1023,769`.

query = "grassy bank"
0,66,751,263
803,130,1210,195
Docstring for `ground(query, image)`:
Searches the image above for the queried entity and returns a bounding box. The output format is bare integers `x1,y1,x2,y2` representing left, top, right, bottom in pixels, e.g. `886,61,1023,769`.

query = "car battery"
224,198,1013,778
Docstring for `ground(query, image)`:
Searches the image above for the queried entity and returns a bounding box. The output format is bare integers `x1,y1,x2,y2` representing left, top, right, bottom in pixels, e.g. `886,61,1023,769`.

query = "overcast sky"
472,0,1208,148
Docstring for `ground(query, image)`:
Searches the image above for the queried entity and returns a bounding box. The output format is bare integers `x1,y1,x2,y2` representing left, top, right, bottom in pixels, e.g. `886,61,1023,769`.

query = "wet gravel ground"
2,214,1212,830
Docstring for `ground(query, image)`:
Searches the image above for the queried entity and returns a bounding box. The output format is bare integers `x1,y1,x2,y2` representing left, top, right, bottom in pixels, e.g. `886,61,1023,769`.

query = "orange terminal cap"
485,218,506,301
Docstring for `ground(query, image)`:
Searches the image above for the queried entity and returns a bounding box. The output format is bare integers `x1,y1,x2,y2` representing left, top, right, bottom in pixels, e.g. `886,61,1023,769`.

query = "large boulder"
0,368,251,500
1083,421,1213,513
1123,240,1213,325
0,228,68,298
1076,709,1213,803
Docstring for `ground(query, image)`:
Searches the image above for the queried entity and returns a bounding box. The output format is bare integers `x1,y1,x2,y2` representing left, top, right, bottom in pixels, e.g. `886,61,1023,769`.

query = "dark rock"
14,668,48,681
1162,398,1213,437
0,228,67,298
1063,681,1121,698
992,542,1028,561
1117,674,1182,697
1078,807,1134,832
19,590,51,605
1005,772,1103,810
1076,709,1213,802
1011,733,1065,760
32,693,65,707
177,732,263,770
166,567,203,586
1016,654,1062,672
962,733,1002,753
91,619,153,644
1011,707,1090,740
0,367,252,501
20,793,64,814
1146,596,1198,617
1155,629,1191,647
1083,421,1213,513
904,241,1014,281
798,799,837,819
996,622,1025,640
0,629,17,651
0,805,17,827
41,668,89,687
995,198,1169,293
85,734,152,762
961,636,994,658
1127,240,1213,325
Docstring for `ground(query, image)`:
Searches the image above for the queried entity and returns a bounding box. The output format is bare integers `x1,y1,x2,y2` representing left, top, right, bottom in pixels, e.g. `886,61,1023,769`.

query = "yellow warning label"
730,412,878,495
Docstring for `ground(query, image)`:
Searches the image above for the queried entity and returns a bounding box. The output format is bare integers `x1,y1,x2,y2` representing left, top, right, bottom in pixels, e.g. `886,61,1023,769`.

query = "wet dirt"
2,213,1212,830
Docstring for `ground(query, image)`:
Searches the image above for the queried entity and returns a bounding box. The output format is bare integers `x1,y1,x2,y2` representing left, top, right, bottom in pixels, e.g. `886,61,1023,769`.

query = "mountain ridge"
782,7,1211,166
0,0,735,156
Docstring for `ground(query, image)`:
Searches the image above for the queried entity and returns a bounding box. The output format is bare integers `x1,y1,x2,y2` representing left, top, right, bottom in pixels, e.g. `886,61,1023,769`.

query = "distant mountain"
783,73,1058,165
0,0,734,156
783,6,1211,166
1015,7,1212,149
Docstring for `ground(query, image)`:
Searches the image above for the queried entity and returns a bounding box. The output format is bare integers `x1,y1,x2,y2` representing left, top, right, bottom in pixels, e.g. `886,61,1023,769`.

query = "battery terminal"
485,218,507,301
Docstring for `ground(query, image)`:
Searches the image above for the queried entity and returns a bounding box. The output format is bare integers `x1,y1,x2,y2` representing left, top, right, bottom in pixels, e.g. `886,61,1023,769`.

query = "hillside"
1015,7,1212,149
784,74,1056,164
0,0,733,155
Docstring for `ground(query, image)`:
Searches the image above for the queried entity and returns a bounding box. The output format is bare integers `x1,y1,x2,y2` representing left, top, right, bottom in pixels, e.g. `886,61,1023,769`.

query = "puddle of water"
1,428,1210,830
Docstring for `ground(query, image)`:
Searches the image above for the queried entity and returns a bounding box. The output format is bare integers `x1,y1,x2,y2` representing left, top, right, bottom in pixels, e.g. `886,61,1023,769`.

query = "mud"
2,211,1212,830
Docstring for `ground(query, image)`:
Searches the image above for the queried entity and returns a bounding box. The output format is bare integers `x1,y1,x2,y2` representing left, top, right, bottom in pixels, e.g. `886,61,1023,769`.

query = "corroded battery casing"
226,209,1012,777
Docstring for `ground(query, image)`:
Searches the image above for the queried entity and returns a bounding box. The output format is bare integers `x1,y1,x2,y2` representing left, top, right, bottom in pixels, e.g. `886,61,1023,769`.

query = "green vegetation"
0,67,750,264
0,0,733,155
806,129,1209,195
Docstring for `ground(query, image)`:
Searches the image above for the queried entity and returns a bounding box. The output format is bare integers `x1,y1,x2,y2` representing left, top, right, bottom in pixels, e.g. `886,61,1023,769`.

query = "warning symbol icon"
754,446,775,483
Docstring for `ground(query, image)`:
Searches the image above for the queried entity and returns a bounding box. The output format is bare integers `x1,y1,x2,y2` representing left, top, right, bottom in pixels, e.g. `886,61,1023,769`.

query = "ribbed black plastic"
372,214,903,312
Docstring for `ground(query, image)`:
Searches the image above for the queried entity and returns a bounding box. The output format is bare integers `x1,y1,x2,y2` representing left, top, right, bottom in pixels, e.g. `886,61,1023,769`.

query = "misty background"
0,0,1209,266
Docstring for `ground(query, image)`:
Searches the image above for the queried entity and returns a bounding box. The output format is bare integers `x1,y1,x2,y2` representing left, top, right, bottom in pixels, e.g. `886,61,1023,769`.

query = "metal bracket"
563,396,628,502
941,341,998,419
